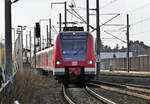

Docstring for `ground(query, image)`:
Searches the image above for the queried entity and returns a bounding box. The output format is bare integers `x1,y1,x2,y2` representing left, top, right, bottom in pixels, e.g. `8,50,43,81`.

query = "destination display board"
63,27,84,31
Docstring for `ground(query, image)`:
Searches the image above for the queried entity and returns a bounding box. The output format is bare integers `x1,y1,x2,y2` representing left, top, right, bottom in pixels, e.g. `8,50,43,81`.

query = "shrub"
0,68,42,104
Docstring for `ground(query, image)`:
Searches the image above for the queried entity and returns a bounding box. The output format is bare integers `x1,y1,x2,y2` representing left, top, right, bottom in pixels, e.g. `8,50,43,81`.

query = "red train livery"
35,31,96,84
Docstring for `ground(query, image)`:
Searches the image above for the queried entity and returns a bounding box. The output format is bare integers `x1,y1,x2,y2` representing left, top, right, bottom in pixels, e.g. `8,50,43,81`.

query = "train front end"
53,31,96,84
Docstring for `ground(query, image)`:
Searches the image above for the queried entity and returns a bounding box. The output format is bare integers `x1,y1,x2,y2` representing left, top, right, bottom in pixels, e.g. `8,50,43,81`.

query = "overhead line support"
86,0,89,31
127,14,130,72
59,13,62,32
49,18,52,46
5,0,13,81
96,0,101,80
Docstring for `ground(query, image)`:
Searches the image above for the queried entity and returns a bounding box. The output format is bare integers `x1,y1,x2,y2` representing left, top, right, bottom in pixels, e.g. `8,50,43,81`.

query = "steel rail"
90,80,126,88
126,83,150,89
85,86,116,104
88,82,150,101
91,80,150,93
62,84,76,104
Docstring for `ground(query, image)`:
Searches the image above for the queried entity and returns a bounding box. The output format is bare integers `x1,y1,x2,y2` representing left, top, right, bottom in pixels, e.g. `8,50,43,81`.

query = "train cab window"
61,32,88,61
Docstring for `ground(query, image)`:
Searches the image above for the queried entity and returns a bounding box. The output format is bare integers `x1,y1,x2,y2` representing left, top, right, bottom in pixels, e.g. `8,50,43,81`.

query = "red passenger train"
34,29,96,84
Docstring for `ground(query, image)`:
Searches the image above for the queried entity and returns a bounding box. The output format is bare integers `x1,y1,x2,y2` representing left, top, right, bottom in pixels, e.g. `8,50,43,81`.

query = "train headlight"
56,61,61,65
87,60,93,64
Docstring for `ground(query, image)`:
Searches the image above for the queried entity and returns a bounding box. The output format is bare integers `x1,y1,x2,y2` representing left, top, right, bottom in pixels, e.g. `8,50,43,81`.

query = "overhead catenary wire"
74,0,120,10
104,31,126,43
131,30,150,36
69,7,95,29
69,0,129,46
67,10,81,22
50,0,123,33
100,0,119,9
50,0,150,45
100,1,150,39
52,25,58,34
102,37,117,40
70,7,86,23
90,13,122,33
99,1,150,47
117,16,150,33
101,1,150,29
130,17,150,27
100,14,120,27
124,2,150,14
67,9,83,22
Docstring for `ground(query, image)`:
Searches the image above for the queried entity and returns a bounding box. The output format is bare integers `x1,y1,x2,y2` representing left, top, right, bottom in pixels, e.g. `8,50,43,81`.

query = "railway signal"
35,22,41,38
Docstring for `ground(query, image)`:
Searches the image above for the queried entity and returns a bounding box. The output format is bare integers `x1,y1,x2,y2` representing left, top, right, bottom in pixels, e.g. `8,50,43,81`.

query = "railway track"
62,84,75,104
88,81,150,101
90,80,150,94
125,83,150,89
85,86,116,104
91,80,150,89
62,80,150,104
62,84,116,104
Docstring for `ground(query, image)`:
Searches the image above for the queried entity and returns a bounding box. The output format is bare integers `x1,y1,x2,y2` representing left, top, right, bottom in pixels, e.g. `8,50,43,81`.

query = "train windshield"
61,32,88,61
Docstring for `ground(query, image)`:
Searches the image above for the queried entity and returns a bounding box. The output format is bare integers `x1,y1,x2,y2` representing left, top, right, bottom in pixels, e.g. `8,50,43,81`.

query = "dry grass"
0,68,46,104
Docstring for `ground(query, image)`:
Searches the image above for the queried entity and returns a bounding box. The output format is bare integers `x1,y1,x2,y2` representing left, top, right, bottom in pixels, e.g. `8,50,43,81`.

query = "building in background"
100,52,133,70
101,52,133,59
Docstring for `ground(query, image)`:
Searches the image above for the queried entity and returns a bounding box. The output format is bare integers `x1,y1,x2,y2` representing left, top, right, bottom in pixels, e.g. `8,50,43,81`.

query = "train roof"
36,46,53,55
60,31,89,36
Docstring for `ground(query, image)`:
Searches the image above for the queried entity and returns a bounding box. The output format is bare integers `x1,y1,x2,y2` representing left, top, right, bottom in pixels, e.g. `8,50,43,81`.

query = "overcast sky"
1,0,150,48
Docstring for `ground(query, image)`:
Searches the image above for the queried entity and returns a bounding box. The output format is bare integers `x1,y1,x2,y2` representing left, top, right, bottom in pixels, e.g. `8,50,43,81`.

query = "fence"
0,33,22,96
101,55,150,72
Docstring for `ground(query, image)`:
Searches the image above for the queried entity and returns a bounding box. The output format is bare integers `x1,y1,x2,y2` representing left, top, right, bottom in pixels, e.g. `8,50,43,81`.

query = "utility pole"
42,37,44,49
49,18,51,46
127,14,130,72
46,25,49,47
96,0,101,80
18,25,26,69
26,33,28,50
64,1,67,27
5,0,12,81
21,27,23,56
29,30,31,67
40,34,41,51
34,27,36,68
26,33,28,61
59,13,62,32
86,0,89,32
